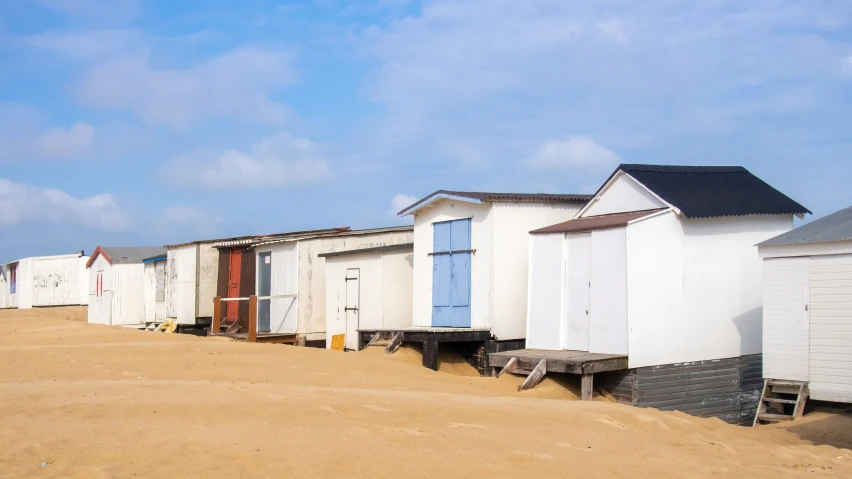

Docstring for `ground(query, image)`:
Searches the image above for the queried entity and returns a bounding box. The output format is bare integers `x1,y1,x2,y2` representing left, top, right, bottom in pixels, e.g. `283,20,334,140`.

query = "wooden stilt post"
422,336,439,371
581,373,594,401
210,296,221,336
248,295,258,343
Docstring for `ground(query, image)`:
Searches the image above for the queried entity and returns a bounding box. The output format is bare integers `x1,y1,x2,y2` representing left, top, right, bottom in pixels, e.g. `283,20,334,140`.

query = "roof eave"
398,193,483,216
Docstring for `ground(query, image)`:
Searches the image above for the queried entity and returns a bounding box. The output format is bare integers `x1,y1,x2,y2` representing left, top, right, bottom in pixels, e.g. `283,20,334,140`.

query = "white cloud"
75,48,296,128
166,132,333,190
0,178,131,231
0,105,96,161
35,122,96,157
389,193,418,216
439,141,485,168
529,136,620,171
594,19,629,44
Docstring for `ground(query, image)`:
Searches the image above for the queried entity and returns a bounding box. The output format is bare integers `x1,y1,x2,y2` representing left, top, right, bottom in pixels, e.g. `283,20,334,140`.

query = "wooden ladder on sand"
366,332,405,354
144,320,177,334
752,379,808,426
496,357,548,392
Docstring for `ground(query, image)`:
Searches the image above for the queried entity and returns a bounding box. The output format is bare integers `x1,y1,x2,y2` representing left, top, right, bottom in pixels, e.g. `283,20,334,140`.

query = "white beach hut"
163,240,221,326
143,254,167,323
0,252,89,309
87,246,167,326
322,243,414,350
497,164,810,424
758,205,852,406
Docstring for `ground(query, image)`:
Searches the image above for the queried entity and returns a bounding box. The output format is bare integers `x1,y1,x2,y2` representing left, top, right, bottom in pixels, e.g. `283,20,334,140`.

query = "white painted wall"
582,173,667,217
28,255,89,307
526,234,564,350
254,242,299,334
626,212,793,368
412,199,493,330
808,253,852,403
144,261,166,323
324,249,414,349
296,231,413,340
0,263,18,309
16,259,33,309
762,257,810,381
87,255,112,325
589,227,628,354
111,263,146,326
165,245,199,324
196,244,219,318
759,240,852,259
490,202,584,339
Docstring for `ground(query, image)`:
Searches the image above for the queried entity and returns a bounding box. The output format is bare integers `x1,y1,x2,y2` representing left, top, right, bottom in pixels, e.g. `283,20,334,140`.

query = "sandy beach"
1,307,851,478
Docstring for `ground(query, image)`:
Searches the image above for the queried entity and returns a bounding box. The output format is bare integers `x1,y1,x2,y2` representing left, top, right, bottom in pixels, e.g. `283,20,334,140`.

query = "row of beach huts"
3,163,851,426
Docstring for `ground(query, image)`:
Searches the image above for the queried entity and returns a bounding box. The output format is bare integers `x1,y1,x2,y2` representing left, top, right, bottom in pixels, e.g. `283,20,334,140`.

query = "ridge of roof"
398,190,593,215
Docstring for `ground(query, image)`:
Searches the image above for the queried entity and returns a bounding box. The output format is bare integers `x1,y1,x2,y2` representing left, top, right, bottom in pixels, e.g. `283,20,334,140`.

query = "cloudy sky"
1,0,851,259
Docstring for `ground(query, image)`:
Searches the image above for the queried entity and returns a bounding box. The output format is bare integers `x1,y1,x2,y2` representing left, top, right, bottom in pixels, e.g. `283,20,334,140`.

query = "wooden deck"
489,349,628,375
222,332,297,344
358,328,493,371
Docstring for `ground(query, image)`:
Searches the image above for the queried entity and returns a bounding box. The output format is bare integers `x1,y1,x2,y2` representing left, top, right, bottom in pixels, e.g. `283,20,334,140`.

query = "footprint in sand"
556,443,594,452
513,451,554,460
703,441,737,453
364,405,390,412
319,406,338,413
597,416,629,430
399,428,427,436
448,422,485,429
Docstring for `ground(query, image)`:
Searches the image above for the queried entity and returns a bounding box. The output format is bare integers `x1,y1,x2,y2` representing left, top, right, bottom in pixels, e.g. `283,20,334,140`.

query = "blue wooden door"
432,219,471,327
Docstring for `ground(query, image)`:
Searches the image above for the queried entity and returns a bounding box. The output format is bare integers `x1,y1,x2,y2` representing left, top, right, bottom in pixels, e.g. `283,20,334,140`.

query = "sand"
2,307,852,478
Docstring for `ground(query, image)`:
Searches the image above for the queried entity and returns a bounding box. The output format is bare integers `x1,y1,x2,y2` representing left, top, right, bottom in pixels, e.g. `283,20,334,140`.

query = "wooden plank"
519,360,547,391
330,334,345,351
210,296,221,336
248,295,258,343
422,337,439,371
385,332,404,354
581,373,594,401
496,357,517,378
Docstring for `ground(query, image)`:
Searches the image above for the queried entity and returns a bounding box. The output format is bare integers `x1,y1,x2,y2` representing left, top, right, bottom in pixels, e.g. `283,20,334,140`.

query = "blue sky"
1,0,851,260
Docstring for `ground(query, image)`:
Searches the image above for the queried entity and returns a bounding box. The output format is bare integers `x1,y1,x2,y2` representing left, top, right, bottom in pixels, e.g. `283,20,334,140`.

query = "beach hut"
143,254,167,323
369,191,591,372
163,240,221,327
0,252,89,309
756,205,852,420
322,243,414,350
492,164,810,425
87,246,167,326
240,226,413,346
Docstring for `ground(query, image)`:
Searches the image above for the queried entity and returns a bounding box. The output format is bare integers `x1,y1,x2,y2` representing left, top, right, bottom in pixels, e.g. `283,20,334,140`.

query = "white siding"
563,233,591,351
29,255,88,307
166,245,198,324
144,261,166,323
589,227,628,354
526,234,564,350
111,264,146,325
87,255,112,325
297,231,413,340
196,244,219,318
808,253,852,403
626,212,793,368
255,242,299,334
582,173,667,217
324,249,414,349
762,257,810,381
16,259,33,309
0,263,16,309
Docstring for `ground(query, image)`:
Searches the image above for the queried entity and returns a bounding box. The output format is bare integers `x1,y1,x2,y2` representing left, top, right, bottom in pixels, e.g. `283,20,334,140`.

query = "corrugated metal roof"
210,227,352,249
399,190,593,215
100,246,167,264
317,243,414,258
531,209,666,235
254,226,413,248
614,164,810,219
759,206,852,247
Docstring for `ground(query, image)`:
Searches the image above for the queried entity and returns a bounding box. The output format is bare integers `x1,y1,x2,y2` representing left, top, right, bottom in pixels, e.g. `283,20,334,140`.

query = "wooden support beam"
210,296,221,336
422,337,439,371
248,295,258,343
519,359,547,391
581,373,594,401
496,357,517,378
366,332,382,347
385,332,404,354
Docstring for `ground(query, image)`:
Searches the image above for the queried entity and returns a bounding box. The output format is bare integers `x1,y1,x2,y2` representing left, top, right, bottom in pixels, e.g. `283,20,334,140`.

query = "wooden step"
758,413,794,422
767,379,805,386
764,397,798,404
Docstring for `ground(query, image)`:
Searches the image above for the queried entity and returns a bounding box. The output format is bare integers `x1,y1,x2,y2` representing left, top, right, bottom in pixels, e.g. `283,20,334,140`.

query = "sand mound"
360,343,481,377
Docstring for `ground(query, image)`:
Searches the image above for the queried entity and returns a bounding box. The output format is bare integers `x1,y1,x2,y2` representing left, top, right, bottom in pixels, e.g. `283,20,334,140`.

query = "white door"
345,269,360,351
563,233,591,351
154,262,166,322
762,256,809,381
808,253,852,402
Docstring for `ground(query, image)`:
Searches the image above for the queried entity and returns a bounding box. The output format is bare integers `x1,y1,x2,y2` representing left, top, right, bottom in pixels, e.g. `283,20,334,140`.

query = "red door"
227,249,242,321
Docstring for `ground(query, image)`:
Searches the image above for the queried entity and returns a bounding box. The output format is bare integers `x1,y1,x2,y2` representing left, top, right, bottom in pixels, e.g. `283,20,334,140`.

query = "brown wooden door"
227,249,242,321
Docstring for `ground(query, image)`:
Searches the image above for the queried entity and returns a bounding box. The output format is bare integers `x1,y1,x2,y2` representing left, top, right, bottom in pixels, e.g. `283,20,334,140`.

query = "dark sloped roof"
317,243,414,258
399,190,592,215
612,164,810,219
531,209,666,235
759,206,852,247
